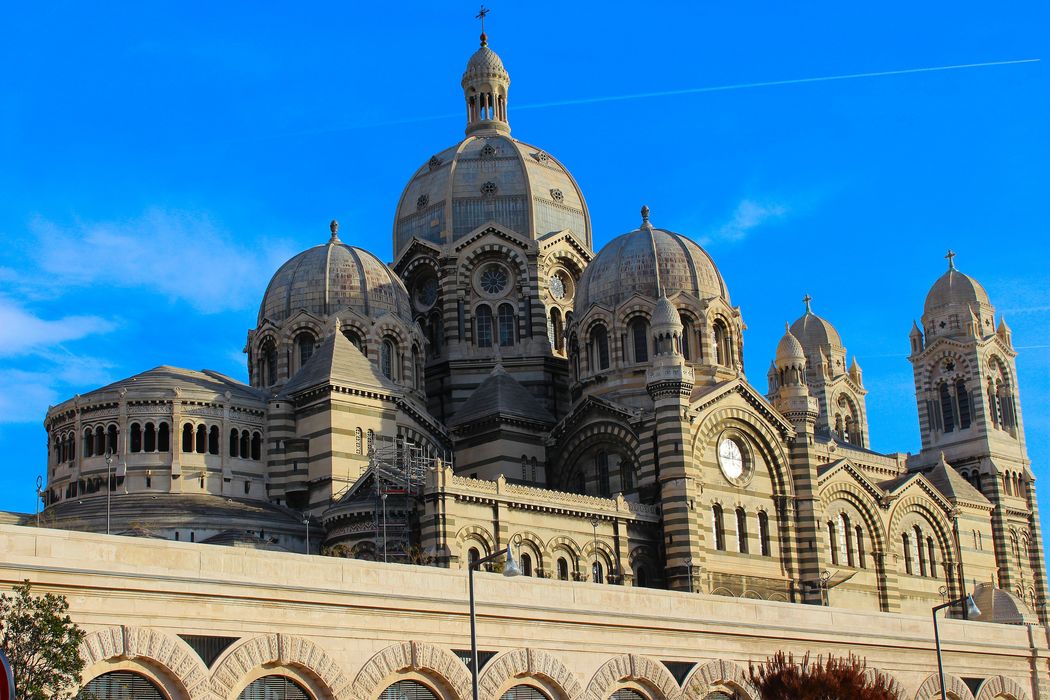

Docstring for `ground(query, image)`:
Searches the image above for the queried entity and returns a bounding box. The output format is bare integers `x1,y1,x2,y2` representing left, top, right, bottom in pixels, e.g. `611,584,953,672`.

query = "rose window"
549,274,566,300
550,188,564,203
480,181,498,197
416,277,438,309
416,194,429,210
480,264,509,295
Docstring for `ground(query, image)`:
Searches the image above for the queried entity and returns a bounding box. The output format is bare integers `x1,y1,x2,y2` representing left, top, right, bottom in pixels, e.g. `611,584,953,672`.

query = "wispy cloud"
29,209,294,314
706,199,789,244
0,297,116,358
0,369,61,423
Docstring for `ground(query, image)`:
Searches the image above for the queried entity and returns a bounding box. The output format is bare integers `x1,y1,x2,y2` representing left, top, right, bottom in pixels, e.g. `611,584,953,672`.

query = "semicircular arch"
210,633,351,700
681,659,759,700
80,626,209,700
583,653,682,700
975,675,1031,700
352,641,471,700
479,648,583,700
915,672,976,700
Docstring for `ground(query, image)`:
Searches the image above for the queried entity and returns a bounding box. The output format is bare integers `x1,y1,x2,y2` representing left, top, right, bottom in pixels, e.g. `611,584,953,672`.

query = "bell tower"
909,250,1048,621
462,10,511,135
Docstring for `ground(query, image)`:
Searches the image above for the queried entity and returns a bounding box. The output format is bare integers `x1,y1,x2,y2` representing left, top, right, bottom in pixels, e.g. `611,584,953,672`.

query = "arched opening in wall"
610,690,649,700
381,339,396,379
713,319,732,367
343,328,364,352
498,303,516,346
355,428,363,454
379,680,439,700
855,525,866,568
758,510,771,556
427,310,443,356
712,504,726,551
207,423,220,457
468,547,481,568
182,423,193,453
902,533,913,574
157,422,169,452
735,508,748,554
476,304,494,348
827,521,840,565
955,378,972,429
130,423,142,453
569,333,580,380
107,424,119,453
703,693,734,700
521,552,533,576
926,537,937,577
501,685,551,699
412,346,422,389
237,675,313,700
83,428,94,458
592,558,604,584
630,317,649,363
229,429,239,457
296,331,316,370
144,423,156,452
681,316,694,360
78,671,168,700
263,341,278,387
634,566,648,588
914,525,927,576
595,450,611,497
839,513,853,566
94,426,105,455
251,432,262,461
591,325,610,371
550,307,564,352
240,431,250,459
939,383,956,433
557,557,569,581
195,424,207,454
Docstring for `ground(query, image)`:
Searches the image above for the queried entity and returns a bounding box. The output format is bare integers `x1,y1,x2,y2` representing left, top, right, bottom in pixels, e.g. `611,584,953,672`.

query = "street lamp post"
469,544,520,700
932,595,980,700
104,450,114,535
303,516,310,554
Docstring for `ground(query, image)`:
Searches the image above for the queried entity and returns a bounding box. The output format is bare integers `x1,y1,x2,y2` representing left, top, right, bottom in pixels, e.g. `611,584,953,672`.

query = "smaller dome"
652,296,683,331
464,43,507,77
790,297,842,351
923,268,991,317
776,324,806,364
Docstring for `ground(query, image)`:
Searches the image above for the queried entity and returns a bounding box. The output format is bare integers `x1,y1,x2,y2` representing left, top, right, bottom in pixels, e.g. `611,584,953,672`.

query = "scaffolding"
370,435,452,562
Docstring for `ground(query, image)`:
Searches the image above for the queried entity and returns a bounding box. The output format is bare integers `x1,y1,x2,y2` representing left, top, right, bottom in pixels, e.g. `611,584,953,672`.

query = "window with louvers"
378,680,438,699
501,686,551,700
237,675,312,700
78,671,167,700
611,690,648,700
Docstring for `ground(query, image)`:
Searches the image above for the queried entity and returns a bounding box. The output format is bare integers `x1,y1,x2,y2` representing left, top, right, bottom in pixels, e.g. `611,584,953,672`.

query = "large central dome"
392,36,590,259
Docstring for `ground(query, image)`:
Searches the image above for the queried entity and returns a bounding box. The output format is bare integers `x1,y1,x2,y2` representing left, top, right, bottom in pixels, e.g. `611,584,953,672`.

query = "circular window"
550,188,564,203
717,436,751,484
549,274,566,300
416,193,429,210
415,274,438,310
547,270,573,302
480,181,498,197
480,143,496,158
478,263,510,296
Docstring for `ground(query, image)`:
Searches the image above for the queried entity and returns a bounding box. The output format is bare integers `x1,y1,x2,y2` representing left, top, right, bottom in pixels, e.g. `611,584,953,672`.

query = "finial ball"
330,219,339,234
641,205,650,222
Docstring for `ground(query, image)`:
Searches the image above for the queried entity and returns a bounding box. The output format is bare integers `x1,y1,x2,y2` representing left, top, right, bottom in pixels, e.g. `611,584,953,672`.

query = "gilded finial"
803,294,812,314
945,249,956,270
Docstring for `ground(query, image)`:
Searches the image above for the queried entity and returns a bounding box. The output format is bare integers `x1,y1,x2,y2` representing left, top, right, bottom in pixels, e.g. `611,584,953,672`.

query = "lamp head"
502,544,521,577
965,594,981,618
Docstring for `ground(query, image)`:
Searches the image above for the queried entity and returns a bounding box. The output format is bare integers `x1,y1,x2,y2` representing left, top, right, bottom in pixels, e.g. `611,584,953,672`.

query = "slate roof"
922,456,991,505
449,365,555,428
58,366,265,407
280,330,400,398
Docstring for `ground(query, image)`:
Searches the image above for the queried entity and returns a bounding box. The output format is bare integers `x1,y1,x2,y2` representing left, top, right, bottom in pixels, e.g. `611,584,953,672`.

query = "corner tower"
909,250,1047,619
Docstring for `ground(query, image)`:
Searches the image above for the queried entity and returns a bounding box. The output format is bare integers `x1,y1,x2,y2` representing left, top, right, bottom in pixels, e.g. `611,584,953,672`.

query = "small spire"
476,5,490,45
329,219,340,243
640,204,651,228
784,322,791,333
803,294,813,314
945,249,956,270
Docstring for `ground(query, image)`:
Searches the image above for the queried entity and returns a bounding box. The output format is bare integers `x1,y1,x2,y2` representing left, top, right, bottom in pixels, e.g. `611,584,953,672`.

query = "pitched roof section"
279,330,400,398
78,366,265,403
449,365,556,428
923,454,991,506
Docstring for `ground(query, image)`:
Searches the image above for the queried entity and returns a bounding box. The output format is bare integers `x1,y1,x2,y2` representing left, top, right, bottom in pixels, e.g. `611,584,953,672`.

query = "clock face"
718,438,744,480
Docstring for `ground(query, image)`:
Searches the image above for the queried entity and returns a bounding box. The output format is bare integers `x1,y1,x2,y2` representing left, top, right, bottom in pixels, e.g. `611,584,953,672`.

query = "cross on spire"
803,294,812,313
476,5,490,44
945,249,956,270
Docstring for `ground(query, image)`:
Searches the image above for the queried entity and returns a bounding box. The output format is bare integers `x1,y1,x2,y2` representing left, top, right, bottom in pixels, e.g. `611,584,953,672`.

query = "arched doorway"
237,675,313,700
379,679,440,699
501,686,551,699
78,671,167,700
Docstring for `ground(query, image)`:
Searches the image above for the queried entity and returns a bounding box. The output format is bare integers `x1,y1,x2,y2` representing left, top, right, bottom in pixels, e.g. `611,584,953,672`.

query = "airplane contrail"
515,58,1041,111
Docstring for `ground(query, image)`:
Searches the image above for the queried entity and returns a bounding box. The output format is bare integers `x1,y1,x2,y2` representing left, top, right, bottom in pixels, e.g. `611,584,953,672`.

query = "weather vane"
476,5,490,34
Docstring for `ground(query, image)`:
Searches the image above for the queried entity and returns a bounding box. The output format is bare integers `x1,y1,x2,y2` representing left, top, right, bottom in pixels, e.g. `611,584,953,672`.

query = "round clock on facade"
718,437,745,481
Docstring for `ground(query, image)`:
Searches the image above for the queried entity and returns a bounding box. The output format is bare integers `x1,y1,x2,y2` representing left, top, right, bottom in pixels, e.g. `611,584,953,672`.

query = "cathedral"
36,27,1047,638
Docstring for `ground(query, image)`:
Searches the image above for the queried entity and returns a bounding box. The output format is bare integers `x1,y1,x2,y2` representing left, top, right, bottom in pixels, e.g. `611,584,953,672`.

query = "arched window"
592,325,610,370
476,305,493,348
379,680,438,700
130,423,142,453
521,455,528,480
712,505,726,551
355,428,363,455
592,560,604,584
498,303,515,346
79,670,167,700
902,533,913,574
713,319,731,367
229,429,239,457
557,557,569,580
839,513,853,566
343,328,364,351
827,521,839,565
736,508,748,553
621,460,634,492
240,430,250,459
237,675,313,700
94,426,105,455
630,318,649,363
296,331,316,369
381,339,395,379
468,547,481,568
939,383,955,432
635,567,648,588
144,423,156,452
367,429,375,453
251,432,261,461
412,346,422,389
956,379,971,429
855,525,866,568
550,308,564,352
157,422,169,452
595,450,610,497
758,510,771,556
208,426,219,455
182,423,193,453
927,537,937,578
501,686,551,700
914,525,926,576
610,690,647,700
264,342,278,386
107,425,119,454
195,424,207,454
521,553,533,577
682,317,693,360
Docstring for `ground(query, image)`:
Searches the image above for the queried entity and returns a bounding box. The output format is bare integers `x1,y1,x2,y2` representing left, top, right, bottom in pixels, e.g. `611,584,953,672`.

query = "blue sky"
1,1,1048,533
